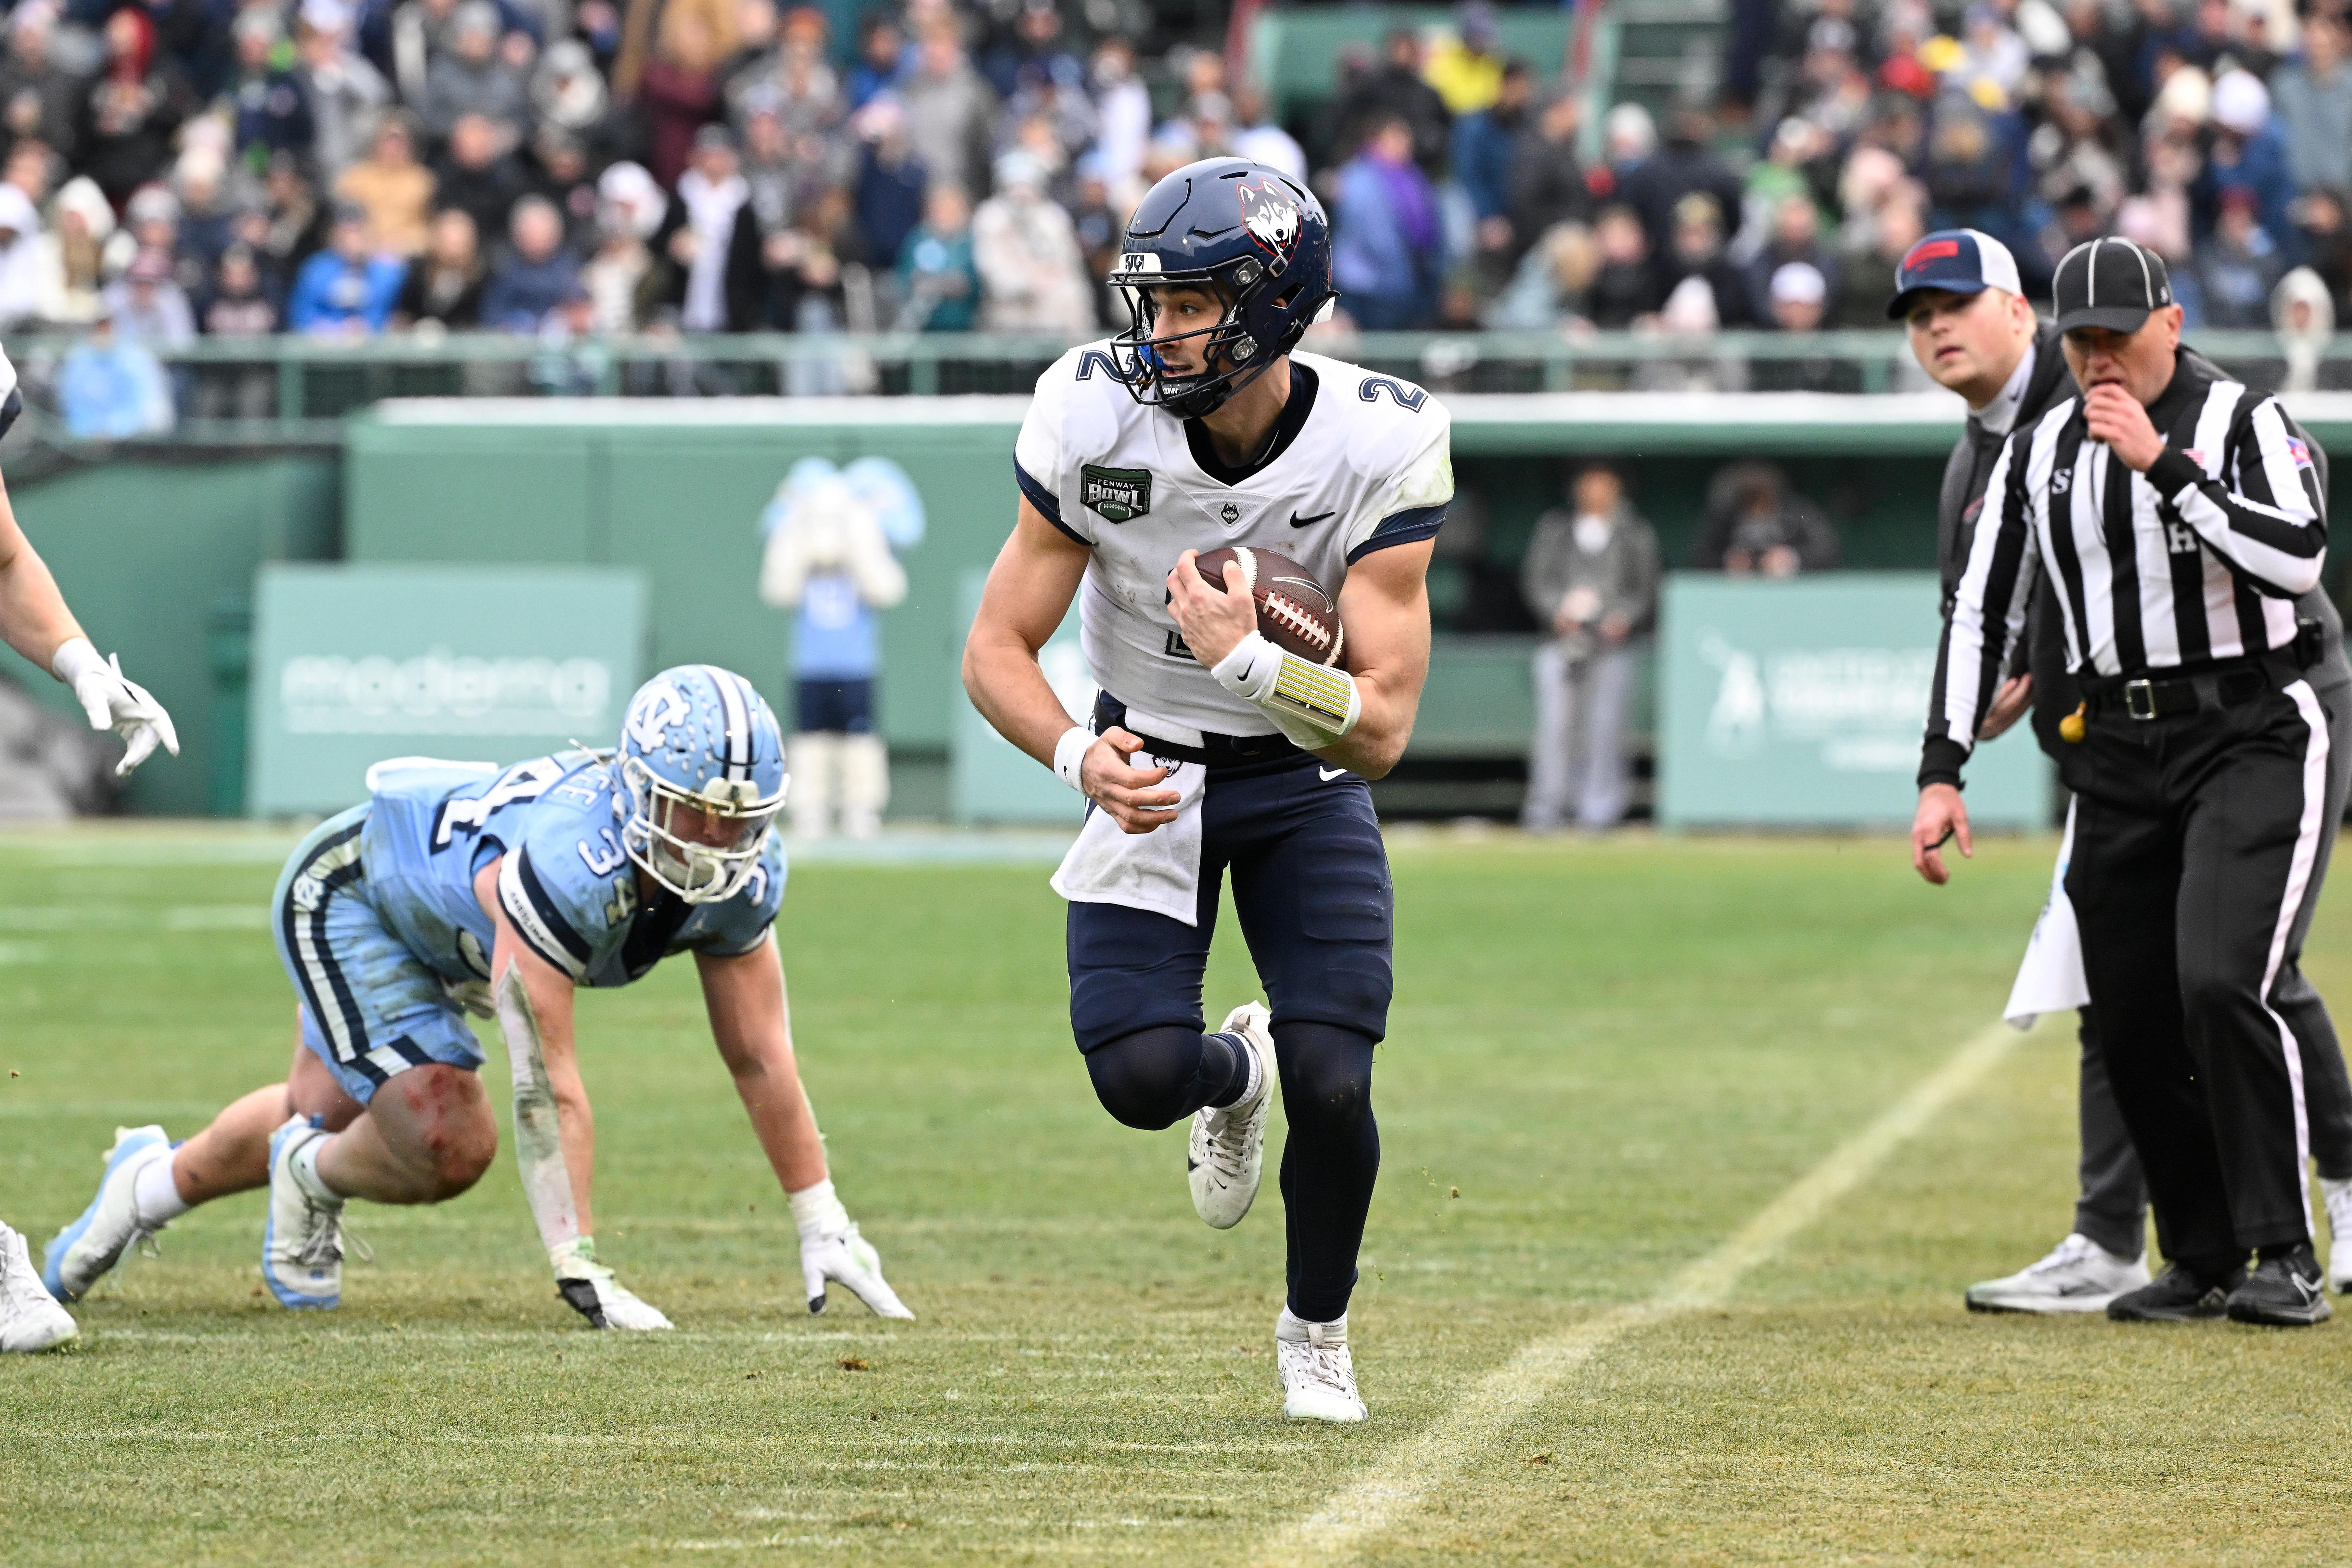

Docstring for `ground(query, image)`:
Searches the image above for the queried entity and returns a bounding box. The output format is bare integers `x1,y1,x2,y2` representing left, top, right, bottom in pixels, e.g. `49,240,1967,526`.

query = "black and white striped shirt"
1920,356,2327,786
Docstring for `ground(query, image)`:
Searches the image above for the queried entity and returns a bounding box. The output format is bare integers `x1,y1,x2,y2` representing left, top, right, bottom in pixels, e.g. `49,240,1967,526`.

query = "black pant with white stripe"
2069,675,2352,1256
2066,665,2335,1269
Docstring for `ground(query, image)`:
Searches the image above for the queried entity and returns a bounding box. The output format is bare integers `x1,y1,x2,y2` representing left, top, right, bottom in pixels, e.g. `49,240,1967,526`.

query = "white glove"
51,637,178,776
800,1222,914,1319
552,1238,674,1331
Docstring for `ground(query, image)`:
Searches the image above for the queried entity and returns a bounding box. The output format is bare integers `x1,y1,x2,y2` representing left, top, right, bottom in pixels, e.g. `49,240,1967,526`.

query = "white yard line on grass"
1259,1017,2029,1567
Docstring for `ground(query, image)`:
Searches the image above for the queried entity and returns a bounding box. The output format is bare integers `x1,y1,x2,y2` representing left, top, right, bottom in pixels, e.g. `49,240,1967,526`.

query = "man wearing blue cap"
1897,230,2352,1315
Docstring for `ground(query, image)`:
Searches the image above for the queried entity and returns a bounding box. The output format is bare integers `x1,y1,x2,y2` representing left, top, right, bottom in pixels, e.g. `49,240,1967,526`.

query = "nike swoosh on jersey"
1288,510,1336,529
1319,767,1346,782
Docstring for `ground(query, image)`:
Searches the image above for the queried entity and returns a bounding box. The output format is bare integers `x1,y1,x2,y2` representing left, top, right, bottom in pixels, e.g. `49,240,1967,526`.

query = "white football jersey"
1013,344,1454,736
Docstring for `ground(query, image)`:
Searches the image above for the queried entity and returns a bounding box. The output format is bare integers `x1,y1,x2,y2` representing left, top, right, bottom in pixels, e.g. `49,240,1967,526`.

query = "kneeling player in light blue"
45,666,911,1327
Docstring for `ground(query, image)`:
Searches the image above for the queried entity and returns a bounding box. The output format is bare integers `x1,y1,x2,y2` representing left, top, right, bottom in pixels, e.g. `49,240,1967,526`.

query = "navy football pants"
1068,756,1393,1320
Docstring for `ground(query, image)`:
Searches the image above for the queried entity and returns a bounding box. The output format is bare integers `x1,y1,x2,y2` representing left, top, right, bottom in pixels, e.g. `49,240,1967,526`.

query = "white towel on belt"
2005,799,2091,1030
1050,708,1209,925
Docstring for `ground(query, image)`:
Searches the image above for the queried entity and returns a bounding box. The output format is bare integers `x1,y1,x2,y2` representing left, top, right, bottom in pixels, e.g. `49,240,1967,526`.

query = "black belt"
2080,652,2298,721
1092,692,1305,772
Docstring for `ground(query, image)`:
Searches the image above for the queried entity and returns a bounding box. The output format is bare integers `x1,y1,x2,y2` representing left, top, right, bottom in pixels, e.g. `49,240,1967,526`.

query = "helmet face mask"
1118,278,1254,417
613,666,788,906
1110,158,1335,421
619,762,782,904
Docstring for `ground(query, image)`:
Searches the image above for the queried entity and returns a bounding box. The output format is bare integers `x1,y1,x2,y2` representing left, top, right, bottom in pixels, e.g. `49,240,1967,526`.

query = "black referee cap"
2052,236,2174,335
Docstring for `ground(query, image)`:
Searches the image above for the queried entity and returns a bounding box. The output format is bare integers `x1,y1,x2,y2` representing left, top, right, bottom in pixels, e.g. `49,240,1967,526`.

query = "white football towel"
1051,708,1209,926
2005,799,2091,1030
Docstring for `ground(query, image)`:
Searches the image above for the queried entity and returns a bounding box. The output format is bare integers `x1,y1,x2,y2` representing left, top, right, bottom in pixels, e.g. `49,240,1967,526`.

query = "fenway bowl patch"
1081,464,1152,523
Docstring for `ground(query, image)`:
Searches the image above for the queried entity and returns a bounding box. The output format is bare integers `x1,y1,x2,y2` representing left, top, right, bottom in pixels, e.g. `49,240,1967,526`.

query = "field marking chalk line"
1258,1017,2027,1567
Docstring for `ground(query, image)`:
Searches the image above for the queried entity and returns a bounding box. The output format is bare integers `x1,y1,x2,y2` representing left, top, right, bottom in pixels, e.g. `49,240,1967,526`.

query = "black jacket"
1931,331,2347,791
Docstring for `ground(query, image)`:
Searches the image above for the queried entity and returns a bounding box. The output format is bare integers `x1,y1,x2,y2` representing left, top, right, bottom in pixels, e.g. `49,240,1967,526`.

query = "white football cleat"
43,1123,173,1302
2324,1177,2352,1292
1964,1232,2151,1314
801,1224,914,1319
554,1243,674,1330
1,1221,77,1352
264,1115,360,1309
1277,1309,1366,1423
1189,1002,1275,1230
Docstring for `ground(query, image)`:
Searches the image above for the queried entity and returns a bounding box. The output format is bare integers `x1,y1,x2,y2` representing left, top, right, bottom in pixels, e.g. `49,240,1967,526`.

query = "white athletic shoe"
2324,1177,2352,1293
1,1221,76,1352
1964,1232,2151,1314
42,1124,173,1302
1188,1002,1275,1230
1277,1310,1366,1423
264,1116,357,1309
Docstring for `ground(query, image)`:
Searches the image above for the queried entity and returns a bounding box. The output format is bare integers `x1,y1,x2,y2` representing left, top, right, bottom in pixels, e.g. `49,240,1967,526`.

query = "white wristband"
1212,631,1361,741
1053,724,1092,793
50,634,103,687
1209,632,1283,703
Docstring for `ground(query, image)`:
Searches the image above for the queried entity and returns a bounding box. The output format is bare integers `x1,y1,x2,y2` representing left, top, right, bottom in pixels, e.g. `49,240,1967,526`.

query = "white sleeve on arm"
1343,394,1453,563
1014,355,1095,546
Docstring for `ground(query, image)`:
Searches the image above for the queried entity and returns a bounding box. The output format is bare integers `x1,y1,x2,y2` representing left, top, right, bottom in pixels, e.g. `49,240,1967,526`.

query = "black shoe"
2107,1261,2245,1321
2226,1246,2333,1327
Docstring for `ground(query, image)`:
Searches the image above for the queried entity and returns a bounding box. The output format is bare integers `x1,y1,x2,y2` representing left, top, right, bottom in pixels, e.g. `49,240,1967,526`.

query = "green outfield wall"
13,391,2352,817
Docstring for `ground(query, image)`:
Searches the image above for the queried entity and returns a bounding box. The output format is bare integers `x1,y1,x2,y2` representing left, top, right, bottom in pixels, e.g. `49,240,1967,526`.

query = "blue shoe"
263,1116,350,1309
43,1125,172,1302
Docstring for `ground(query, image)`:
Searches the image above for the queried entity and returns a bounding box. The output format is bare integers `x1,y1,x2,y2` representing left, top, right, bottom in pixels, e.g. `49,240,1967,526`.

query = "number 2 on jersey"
1357,376,1427,412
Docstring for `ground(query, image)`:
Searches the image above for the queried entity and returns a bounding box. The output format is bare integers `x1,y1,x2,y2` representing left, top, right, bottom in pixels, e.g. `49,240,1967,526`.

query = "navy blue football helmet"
1109,158,1336,420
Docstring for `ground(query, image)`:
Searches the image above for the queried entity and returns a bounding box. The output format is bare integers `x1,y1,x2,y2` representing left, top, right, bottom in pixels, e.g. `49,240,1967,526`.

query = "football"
1192,546,1346,667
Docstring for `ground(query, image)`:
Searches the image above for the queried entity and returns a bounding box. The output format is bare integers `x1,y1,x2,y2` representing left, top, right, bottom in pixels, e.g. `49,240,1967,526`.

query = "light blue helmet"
615,665,787,904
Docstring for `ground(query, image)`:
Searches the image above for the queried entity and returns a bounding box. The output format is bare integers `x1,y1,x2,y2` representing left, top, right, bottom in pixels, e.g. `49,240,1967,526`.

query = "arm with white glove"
477,860,674,1331
695,940,913,1319
0,342,177,777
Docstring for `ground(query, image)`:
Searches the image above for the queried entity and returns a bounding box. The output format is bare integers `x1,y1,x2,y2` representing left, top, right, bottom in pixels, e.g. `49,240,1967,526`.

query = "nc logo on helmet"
625,678,692,752
1237,178,1301,260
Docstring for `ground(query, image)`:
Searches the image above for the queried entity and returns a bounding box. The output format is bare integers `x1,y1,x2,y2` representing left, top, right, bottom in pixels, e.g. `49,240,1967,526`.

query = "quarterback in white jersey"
1015,344,1452,738
965,157,1451,1422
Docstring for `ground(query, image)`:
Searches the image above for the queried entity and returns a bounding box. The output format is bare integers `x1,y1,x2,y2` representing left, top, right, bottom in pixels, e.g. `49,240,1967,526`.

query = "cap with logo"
2052,236,2173,336
1885,227,2023,319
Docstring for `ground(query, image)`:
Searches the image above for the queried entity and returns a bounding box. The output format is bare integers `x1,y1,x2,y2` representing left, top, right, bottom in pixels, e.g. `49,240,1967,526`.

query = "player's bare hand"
1976,674,2032,741
1911,783,1972,886
2083,384,2163,470
1083,727,1181,834
1165,549,1256,667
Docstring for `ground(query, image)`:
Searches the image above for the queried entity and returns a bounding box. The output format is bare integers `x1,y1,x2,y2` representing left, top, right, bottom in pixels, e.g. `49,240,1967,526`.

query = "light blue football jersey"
358,752,786,990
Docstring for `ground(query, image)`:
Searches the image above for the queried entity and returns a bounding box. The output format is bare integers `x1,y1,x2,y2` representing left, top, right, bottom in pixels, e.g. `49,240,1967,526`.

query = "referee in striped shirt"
1913,236,2338,1326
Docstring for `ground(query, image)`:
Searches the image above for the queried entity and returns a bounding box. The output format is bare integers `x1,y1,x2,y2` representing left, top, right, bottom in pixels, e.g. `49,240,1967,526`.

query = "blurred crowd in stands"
0,0,2346,431
1483,0,2352,348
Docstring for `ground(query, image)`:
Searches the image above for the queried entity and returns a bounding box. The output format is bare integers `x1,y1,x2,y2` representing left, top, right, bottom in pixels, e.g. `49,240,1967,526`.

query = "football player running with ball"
963,158,1451,1422
45,667,910,1328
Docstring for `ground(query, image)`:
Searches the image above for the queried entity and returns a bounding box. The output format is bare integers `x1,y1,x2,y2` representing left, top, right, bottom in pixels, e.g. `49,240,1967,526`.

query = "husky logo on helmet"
1237,178,1301,261
1110,157,1334,421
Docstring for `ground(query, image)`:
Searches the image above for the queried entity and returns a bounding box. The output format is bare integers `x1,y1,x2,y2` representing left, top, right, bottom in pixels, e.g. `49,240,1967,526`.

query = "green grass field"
6,825,2352,1565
